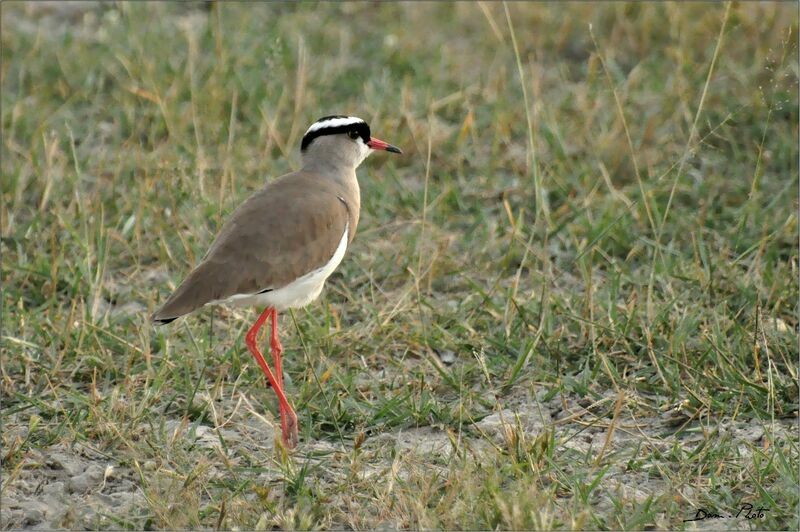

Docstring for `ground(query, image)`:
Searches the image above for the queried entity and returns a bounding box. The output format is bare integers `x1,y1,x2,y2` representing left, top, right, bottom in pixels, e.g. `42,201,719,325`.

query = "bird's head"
300,115,402,169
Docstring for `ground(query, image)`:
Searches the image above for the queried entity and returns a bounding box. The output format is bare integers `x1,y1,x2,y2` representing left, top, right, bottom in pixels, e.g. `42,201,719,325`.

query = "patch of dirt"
465,395,796,527
1,443,144,529
2,389,795,529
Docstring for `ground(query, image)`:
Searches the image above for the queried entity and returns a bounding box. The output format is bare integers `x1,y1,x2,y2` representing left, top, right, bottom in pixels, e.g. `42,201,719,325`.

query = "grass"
2,1,798,530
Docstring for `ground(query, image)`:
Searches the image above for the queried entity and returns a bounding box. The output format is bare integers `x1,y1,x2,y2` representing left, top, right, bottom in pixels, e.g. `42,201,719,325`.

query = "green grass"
2,1,798,530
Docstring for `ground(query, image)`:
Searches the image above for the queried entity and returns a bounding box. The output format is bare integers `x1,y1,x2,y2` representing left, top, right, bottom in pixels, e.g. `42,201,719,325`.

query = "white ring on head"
305,116,365,135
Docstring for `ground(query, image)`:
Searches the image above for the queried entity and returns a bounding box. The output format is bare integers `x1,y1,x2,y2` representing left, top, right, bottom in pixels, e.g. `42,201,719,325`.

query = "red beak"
367,137,402,154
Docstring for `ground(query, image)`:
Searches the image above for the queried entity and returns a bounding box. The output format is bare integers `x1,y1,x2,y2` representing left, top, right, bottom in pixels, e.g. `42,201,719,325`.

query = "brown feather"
153,170,357,322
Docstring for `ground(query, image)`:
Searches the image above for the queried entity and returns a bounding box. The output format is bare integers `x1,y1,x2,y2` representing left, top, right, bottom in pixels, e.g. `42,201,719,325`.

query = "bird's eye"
348,130,360,140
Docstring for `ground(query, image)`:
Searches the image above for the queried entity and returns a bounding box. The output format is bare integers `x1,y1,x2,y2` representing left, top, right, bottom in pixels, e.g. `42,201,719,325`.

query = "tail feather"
152,261,232,324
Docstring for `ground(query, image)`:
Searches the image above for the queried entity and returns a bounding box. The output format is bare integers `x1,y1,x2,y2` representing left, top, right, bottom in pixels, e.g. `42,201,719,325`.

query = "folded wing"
153,173,352,322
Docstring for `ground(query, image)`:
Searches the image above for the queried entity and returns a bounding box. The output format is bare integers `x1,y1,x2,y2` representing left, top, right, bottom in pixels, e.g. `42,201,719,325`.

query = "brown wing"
153,172,351,322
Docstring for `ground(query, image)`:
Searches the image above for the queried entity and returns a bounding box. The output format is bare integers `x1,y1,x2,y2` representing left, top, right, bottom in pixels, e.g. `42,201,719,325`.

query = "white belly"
212,223,349,311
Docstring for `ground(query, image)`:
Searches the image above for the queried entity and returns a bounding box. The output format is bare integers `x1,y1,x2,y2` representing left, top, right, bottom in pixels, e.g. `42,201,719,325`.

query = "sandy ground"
2,390,794,529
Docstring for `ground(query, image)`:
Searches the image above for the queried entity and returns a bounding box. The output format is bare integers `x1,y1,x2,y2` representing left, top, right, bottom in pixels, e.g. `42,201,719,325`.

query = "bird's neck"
300,155,359,189
300,159,361,222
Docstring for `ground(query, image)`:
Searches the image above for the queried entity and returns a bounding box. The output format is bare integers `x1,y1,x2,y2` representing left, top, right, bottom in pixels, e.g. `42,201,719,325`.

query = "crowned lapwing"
153,115,402,447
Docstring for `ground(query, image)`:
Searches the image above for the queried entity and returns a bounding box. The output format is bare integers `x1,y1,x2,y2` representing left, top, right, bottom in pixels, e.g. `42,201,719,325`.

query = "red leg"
245,307,298,447
269,308,298,445
270,308,284,390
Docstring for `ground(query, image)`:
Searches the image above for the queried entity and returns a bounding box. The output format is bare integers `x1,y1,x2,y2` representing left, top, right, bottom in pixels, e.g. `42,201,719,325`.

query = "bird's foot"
280,408,299,449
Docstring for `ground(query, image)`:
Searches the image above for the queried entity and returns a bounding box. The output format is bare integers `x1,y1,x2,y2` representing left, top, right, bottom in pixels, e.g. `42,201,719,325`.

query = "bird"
152,115,402,447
